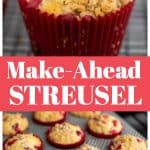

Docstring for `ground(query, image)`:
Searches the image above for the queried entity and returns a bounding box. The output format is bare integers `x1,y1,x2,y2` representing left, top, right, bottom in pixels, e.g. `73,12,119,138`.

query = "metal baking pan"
3,112,145,150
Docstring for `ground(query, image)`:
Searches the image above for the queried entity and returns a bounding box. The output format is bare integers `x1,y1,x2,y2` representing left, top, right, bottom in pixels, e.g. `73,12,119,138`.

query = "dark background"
118,112,147,138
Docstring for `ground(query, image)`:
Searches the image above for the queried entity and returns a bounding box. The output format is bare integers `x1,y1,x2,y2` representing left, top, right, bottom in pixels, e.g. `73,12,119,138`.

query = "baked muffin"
3,133,43,150
71,111,101,119
33,111,66,125
76,144,101,150
3,113,29,136
109,135,147,150
87,114,123,138
19,0,134,56
47,122,85,148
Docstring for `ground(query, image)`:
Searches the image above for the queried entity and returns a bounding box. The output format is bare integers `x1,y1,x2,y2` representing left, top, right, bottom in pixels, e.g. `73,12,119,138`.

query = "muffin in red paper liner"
87,114,123,138
33,111,66,125
3,133,43,150
109,135,147,150
70,111,101,119
18,0,134,56
3,113,29,136
46,122,86,149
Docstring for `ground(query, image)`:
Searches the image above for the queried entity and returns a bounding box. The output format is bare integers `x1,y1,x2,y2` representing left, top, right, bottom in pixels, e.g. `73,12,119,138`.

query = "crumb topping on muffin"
109,135,147,150
76,144,101,150
3,113,29,136
71,111,101,119
88,114,123,136
4,133,42,150
33,111,65,124
47,122,85,145
38,0,133,17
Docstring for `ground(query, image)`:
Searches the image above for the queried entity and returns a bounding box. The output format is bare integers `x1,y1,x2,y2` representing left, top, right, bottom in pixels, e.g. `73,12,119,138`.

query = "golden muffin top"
47,122,85,145
38,0,133,17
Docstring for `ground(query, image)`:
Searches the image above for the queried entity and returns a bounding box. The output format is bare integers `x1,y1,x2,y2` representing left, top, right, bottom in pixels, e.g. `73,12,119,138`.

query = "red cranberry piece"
7,139,17,146
136,138,142,143
76,131,82,136
12,123,20,133
110,130,117,134
112,120,118,127
116,144,122,150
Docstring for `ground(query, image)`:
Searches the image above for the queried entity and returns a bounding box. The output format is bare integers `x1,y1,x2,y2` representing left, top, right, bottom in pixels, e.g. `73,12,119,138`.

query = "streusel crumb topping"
38,0,133,17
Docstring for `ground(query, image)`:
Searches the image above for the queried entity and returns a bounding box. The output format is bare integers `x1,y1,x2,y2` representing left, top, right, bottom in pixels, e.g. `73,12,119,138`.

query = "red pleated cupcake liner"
19,0,135,56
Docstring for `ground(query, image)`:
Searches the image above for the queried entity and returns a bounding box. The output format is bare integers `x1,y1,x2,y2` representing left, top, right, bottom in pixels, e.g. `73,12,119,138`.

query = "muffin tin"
3,112,145,150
